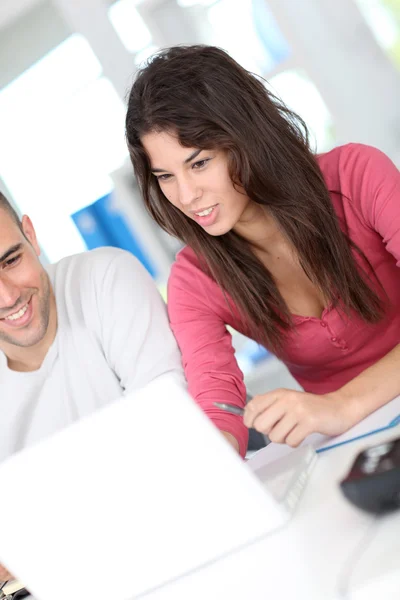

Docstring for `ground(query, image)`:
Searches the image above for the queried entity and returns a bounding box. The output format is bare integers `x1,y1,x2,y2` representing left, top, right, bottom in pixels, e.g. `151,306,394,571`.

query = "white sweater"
0,247,184,461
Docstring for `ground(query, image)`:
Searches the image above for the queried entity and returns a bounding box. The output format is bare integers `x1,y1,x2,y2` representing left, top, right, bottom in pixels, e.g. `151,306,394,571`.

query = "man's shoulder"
48,248,157,325
48,247,147,283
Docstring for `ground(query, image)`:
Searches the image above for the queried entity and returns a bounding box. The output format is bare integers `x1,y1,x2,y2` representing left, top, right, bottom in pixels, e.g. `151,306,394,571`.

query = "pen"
214,402,245,416
0,580,8,597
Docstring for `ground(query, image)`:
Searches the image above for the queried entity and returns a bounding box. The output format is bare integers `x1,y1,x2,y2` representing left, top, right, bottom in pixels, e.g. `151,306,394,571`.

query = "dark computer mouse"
339,435,400,514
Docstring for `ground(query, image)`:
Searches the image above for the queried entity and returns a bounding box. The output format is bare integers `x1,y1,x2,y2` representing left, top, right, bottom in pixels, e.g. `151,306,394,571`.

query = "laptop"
0,375,316,600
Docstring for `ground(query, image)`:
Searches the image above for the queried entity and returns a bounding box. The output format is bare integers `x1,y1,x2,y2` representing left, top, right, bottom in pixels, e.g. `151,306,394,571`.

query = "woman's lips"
192,204,219,227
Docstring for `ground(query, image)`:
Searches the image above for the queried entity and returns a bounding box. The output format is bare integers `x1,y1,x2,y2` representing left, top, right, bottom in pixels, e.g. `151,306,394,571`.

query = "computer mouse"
339,435,400,514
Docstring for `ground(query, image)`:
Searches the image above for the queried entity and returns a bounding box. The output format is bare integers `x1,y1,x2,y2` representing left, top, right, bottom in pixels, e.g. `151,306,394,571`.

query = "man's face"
0,211,51,349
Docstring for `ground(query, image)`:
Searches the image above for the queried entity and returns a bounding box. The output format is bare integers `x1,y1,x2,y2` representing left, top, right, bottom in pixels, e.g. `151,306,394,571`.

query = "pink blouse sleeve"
344,144,400,263
167,260,249,457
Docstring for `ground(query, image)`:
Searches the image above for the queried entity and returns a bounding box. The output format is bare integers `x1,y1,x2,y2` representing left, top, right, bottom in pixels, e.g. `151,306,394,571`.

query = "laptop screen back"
0,376,285,600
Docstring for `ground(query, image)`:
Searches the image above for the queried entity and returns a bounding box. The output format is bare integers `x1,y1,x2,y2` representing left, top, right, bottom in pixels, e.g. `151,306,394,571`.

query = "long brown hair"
126,45,383,352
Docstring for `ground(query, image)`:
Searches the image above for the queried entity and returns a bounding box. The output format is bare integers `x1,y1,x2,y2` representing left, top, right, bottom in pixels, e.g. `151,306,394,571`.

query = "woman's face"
141,130,252,236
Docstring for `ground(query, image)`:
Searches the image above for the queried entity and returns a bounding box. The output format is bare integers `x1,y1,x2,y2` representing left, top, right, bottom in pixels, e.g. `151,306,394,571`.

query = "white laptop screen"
0,376,285,600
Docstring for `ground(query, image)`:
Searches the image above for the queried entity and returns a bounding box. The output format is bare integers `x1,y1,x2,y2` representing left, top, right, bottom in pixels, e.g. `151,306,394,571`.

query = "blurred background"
0,0,400,395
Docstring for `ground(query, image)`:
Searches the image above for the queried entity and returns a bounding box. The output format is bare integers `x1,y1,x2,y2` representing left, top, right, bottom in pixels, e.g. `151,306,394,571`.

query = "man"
0,191,184,580
0,191,184,455
0,192,184,583
0,195,182,460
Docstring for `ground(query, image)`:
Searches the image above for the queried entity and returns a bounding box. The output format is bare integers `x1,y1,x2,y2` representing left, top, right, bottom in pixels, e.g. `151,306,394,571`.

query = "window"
178,0,334,150
355,0,400,69
108,0,157,64
0,34,128,262
268,69,335,152
206,0,290,75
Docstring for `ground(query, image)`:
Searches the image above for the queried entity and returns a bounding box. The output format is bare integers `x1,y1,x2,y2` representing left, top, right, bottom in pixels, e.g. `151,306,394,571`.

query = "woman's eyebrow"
184,149,202,164
151,149,202,173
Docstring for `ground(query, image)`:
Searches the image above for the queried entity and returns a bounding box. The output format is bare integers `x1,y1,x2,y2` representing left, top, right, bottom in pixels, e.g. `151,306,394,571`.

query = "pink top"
167,144,400,456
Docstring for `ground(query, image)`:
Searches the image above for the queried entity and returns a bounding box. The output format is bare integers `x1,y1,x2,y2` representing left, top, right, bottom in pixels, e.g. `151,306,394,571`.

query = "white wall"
267,0,400,162
0,0,71,91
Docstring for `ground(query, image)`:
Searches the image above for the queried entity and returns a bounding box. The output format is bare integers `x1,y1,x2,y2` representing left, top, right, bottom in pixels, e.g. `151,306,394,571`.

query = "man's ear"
21,215,41,257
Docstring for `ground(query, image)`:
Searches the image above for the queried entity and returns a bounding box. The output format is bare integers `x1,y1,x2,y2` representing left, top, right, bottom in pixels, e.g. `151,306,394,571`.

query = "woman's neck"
233,202,283,255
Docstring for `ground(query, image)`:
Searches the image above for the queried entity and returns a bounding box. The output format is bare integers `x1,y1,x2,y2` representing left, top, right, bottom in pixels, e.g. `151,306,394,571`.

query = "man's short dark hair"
0,191,23,232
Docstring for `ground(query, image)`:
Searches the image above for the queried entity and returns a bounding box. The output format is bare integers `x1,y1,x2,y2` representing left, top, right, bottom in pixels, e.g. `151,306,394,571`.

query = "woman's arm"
168,258,248,456
0,563,12,582
331,341,400,423
244,343,400,446
221,431,240,452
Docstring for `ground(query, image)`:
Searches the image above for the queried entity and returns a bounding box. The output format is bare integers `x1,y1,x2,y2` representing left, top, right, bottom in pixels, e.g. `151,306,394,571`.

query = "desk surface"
143,427,400,600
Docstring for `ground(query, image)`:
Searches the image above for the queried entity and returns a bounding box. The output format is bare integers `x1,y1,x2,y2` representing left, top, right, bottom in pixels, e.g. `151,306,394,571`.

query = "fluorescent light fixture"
109,0,152,54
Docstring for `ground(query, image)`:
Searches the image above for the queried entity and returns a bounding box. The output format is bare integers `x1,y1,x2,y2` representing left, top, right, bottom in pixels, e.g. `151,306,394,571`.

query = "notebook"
0,579,28,598
0,375,314,600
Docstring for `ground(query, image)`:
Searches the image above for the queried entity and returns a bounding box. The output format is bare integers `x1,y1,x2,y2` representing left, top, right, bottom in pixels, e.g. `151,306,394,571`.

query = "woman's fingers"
251,401,287,435
267,414,298,444
284,425,310,448
244,389,287,428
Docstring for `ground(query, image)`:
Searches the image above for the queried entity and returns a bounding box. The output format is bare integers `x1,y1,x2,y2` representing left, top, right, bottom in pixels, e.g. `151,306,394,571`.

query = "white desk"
143,428,400,600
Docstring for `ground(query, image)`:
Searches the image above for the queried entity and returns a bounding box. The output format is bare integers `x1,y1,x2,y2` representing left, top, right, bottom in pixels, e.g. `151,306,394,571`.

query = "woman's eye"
192,159,210,170
156,173,171,182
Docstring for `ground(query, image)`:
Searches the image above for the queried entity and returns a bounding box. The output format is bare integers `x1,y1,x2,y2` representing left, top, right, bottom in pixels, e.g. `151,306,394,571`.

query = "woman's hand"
0,563,12,582
221,431,240,452
244,388,354,447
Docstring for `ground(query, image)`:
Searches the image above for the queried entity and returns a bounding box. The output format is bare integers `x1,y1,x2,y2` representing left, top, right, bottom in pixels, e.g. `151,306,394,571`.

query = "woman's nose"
177,176,201,207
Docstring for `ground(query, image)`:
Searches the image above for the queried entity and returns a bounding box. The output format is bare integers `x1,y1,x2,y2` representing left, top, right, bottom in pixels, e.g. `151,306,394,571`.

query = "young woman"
126,45,400,457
